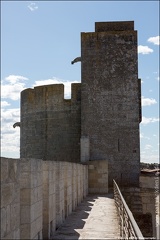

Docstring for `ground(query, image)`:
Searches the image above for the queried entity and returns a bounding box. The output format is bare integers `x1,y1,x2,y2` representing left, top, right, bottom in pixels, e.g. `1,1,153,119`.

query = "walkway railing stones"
113,179,144,240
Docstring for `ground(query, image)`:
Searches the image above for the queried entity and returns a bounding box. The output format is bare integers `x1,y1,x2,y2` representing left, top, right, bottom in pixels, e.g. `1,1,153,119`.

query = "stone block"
1,207,6,238
43,161,49,171
20,159,31,172
20,188,31,205
20,171,31,188
21,206,31,224
31,173,38,188
8,160,19,183
10,202,20,230
20,223,30,239
31,220,37,239
1,158,8,183
13,228,20,239
1,183,14,207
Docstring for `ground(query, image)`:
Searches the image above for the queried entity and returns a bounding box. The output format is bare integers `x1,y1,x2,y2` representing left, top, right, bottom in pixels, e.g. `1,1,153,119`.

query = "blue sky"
1,1,159,163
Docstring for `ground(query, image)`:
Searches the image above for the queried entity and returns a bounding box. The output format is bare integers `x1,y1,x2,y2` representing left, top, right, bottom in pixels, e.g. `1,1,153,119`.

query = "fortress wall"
20,83,81,163
42,161,56,239
20,159,43,240
140,174,159,238
81,22,140,187
1,158,88,240
1,158,20,239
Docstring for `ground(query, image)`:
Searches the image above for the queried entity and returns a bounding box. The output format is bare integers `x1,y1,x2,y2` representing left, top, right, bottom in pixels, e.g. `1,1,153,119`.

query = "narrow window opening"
50,221,53,238
118,139,120,152
62,210,64,221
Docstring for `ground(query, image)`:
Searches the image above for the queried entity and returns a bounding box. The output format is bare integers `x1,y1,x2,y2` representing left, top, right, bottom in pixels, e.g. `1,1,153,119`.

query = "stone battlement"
95,21,134,32
21,83,81,111
20,83,81,161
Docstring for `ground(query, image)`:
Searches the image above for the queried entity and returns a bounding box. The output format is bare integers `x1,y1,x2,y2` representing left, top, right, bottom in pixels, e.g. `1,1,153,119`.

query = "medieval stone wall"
140,173,160,239
0,157,88,240
81,21,141,187
20,83,81,162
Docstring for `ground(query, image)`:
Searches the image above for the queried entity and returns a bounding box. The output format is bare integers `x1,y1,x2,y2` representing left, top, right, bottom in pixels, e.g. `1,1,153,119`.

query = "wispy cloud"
138,45,153,54
33,77,80,98
145,144,153,150
5,75,28,84
1,75,28,100
140,133,150,140
1,108,20,157
141,116,159,125
142,96,157,106
1,101,11,107
148,36,160,45
28,2,38,12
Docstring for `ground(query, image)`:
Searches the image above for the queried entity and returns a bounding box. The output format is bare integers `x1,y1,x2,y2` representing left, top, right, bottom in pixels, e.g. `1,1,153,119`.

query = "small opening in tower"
118,139,120,152
64,82,71,99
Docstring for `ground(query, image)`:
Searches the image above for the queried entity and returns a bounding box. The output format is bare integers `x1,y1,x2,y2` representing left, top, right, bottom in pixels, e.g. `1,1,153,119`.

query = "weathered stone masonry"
81,21,141,187
1,157,88,240
20,21,141,189
20,84,81,162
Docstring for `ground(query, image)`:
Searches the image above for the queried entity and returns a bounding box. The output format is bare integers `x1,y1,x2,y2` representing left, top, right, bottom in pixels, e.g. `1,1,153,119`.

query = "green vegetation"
140,162,160,170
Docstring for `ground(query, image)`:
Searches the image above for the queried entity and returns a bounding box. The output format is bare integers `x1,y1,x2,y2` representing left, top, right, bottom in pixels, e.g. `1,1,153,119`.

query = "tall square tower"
81,21,141,187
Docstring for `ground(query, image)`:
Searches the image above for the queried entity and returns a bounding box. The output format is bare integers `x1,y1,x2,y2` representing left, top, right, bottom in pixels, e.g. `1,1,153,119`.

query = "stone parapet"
0,157,88,240
20,83,81,162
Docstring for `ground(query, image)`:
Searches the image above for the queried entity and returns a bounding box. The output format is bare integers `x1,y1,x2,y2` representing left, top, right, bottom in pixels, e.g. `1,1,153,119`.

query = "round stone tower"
20,83,81,162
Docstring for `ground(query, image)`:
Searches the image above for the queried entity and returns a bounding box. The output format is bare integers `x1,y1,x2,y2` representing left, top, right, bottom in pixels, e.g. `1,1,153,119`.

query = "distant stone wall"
140,173,159,239
20,83,81,162
0,157,88,240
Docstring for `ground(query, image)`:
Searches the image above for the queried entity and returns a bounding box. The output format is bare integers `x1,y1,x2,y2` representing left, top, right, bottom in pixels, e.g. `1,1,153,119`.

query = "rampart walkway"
52,193,120,239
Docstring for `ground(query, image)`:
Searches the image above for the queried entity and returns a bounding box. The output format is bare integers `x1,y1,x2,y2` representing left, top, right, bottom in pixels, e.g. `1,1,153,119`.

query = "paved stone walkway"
52,193,120,239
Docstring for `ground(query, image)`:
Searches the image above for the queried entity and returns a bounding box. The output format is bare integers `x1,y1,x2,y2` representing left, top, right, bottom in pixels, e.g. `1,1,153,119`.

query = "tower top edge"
95,21,135,32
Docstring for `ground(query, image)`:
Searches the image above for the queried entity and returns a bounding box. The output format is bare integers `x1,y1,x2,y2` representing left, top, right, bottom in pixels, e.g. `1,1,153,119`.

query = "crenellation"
95,21,134,32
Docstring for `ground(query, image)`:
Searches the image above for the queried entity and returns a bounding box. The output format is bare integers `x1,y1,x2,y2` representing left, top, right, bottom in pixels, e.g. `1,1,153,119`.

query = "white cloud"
140,133,144,138
1,83,25,100
1,75,28,100
33,77,80,98
141,116,159,125
1,108,20,157
1,108,20,123
138,45,153,54
145,144,153,150
28,2,38,11
141,153,159,163
1,101,10,107
1,131,20,155
142,96,157,106
148,36,160,45
5,75,28,84
140,133,150,140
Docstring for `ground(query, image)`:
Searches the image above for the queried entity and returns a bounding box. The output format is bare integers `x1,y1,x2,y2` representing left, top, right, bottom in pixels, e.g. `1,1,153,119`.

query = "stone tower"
20,84,81,162
81,21,141,187
20,21,141,188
